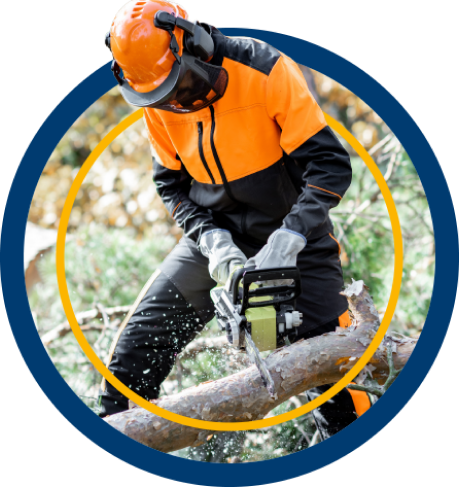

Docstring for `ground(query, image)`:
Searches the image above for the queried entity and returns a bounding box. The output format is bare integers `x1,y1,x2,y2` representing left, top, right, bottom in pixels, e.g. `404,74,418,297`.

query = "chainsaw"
210,267,303,397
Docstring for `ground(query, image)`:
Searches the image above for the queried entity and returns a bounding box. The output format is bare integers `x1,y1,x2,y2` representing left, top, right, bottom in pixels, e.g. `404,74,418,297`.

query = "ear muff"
183,23,214,61
103,32,112,61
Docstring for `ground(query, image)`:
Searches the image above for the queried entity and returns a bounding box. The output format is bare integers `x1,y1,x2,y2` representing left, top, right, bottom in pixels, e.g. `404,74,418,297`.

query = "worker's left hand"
245,229,306,285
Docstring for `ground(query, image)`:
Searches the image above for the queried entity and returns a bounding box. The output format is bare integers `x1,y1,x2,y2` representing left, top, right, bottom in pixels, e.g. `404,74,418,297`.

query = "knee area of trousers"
347,384,372,417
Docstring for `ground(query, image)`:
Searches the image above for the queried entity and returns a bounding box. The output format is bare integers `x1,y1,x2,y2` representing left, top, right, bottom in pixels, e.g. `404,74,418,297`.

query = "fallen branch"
41,305,130,346
104,280,416,453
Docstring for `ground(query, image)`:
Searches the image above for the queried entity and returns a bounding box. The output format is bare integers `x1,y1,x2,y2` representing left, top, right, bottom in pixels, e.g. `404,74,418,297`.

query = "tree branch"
41,305,130,346
347,383,383,397
347,338,402,397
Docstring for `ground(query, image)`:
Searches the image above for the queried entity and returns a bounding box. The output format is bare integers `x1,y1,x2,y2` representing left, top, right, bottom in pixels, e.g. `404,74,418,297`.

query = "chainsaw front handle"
230,266,302,311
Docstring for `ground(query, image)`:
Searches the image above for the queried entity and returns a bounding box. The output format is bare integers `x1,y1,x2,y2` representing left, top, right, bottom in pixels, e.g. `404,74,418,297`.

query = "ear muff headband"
154,11,214,61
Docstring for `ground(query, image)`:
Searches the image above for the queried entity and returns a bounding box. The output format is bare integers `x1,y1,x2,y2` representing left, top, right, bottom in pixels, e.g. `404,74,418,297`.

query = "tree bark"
104,280,416,453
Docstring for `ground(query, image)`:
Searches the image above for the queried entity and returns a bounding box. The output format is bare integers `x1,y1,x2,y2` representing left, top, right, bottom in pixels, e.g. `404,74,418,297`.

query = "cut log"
104,281,416,452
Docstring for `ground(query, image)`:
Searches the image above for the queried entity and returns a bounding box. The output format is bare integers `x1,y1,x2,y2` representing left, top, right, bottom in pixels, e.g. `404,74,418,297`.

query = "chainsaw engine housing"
211,267,303,352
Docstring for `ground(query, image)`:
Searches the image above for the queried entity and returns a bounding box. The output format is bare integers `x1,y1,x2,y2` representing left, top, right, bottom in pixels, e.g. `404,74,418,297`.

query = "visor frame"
115,58,185,108
114,52,228,113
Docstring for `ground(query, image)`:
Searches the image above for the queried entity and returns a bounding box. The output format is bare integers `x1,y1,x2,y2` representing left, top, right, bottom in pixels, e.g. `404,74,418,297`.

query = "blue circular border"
1,29,458,485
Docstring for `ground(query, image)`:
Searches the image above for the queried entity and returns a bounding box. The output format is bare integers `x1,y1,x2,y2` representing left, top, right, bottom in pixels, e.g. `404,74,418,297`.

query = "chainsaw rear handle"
230,266,302,311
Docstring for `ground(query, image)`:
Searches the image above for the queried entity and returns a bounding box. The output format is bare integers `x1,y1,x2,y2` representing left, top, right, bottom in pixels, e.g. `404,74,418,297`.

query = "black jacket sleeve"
281,125,352,238
153,158,218,242
265,55,352,239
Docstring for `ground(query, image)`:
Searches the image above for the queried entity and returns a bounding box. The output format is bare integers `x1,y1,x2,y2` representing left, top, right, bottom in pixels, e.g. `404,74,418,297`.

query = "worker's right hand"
244,229,306,285
199,230,247,285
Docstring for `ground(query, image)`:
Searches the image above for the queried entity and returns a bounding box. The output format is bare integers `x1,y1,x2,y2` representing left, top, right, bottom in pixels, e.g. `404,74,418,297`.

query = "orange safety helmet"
106,0,228,113
109,1,187,93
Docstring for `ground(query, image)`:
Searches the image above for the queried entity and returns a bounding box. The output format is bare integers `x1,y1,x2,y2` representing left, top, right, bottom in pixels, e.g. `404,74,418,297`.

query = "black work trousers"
99,233,357,438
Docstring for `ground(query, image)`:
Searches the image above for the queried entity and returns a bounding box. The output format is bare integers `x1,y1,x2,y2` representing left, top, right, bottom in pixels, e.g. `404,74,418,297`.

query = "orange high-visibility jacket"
145,28,352,245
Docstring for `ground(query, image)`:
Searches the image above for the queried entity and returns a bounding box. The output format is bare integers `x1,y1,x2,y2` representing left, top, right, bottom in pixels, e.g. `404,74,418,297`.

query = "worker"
99,0,370,440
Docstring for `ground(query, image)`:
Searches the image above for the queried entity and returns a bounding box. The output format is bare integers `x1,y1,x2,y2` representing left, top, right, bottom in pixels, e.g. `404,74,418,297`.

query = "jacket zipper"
197,122,215,184
209,105,237,202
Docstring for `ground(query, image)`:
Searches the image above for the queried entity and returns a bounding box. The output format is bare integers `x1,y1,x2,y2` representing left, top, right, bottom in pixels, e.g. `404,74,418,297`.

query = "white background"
2,7,118,123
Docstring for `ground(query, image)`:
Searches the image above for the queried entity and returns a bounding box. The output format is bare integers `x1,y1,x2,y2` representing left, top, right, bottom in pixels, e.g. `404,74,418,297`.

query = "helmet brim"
118,60,184,108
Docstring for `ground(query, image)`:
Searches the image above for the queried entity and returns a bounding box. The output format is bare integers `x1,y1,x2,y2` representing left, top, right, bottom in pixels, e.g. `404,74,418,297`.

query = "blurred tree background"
27,66,434,462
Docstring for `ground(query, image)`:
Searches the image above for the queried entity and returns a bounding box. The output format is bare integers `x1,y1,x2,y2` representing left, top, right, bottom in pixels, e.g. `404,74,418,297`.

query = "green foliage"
30,224,175,408
31,224,174,324
331,139,434,334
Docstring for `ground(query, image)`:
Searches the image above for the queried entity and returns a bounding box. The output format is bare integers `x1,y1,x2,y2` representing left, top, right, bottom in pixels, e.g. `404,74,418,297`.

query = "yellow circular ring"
56,109,403,431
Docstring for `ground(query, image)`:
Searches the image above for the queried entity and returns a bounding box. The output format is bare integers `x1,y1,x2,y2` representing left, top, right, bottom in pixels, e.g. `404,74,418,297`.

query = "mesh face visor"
115,52,228,114
156,57,228,113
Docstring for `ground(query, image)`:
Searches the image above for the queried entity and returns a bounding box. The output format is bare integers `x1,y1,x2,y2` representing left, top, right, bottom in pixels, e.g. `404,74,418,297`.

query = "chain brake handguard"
230,266,302,313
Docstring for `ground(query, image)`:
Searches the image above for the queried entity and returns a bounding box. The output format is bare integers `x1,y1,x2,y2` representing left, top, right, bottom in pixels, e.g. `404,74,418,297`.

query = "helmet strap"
168,32,181,64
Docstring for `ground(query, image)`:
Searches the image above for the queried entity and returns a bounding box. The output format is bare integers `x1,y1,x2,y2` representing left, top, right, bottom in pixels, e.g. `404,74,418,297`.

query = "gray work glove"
245,229,306,285
199,229,247,285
